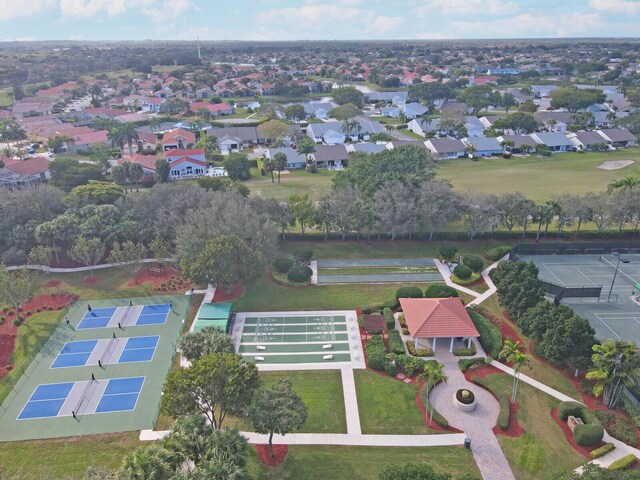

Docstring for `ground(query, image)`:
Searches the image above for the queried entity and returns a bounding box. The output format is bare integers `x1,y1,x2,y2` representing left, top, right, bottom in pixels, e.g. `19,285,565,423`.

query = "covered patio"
399,298,480,352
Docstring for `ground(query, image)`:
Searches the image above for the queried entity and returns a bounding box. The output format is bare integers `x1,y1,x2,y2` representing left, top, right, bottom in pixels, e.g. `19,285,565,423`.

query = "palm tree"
418,362,447,427
341,119,354,137
398,111,408,125
108,127,125,158
272,152,287,183
606,110,617,125
499,340,531,404
120,444,173,480
148,116,160,134
587,339,640,408
129,162,144,192
0,119,26,156
118,123,140,158
384,122,395,138
608,176,640,194
351,119,362,139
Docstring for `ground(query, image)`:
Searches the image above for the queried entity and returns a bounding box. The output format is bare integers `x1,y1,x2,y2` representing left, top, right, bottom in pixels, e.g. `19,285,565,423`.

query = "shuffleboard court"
233,311,365,370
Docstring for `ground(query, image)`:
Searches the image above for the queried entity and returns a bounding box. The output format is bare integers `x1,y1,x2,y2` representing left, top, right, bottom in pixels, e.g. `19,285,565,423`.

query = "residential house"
0,157,50,189
301,101,337,120
311,145,349,169
597,128,637,147
566,131,610,151
11,97,55,117
462,137,502,157
162,128,196,151
364,91,408,104
479,115,506,129
190,101,235,117
266,147,307,170
347,143,388,154
408,118,442,137
530,132,574,152
218,135,244,155
440,101,470,115
164,148,207,179
386,140,428,151
208,126,261,147
83,107,128,119
72,130,109,152
322,129,347,145
495,134,537,153
464,116,486,137
119,154,157,177
402,103,429,119
534,112,573,132
424,138,467,159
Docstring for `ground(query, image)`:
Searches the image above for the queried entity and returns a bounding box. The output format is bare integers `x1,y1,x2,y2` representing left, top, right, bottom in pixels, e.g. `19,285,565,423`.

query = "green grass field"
247,445,480,480
247,169,337,201
474,373,585,479
354,370,430,435
437,150,640,201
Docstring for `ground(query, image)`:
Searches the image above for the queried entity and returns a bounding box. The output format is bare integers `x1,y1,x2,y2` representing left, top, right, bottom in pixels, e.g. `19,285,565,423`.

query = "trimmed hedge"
362,304,384,315
609,454,637,471
287,265,313,283
590,443,615,459
453,264,473,280
424,283,458,298
450,272,481,286
292,248,313,263
472,376,510,430
406,340,434,357
486,246,511,262
463,254,484,273
367,351,387,371
439,246,457,262
468,309,503,358
388,329,406,355
395,286,423,300
453,341,477,356
274,255,293,274
383,307,395,330
393,355,436,377
458,357,489,372
574,424,605,447
557,401,600,425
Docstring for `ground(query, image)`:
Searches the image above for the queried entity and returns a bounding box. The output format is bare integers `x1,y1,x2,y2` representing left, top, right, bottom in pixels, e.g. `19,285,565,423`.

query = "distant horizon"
1,0,639,42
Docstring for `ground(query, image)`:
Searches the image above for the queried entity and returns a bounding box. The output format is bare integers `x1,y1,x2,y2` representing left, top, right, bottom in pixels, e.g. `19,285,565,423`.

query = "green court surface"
0,295,190,442
238,313,354,366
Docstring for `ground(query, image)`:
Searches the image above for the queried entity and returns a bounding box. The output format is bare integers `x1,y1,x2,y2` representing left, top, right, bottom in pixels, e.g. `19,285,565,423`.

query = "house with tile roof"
0,157,50,189
399,298,480,352
162,128,196,151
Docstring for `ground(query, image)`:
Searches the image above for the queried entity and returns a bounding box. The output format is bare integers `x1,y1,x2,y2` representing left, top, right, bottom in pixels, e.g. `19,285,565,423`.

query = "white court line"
574,267,598,286
542,263,567,286
594,313,622,339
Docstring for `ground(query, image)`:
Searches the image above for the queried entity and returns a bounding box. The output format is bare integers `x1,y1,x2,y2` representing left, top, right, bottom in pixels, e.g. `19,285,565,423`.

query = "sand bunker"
597,160,635,170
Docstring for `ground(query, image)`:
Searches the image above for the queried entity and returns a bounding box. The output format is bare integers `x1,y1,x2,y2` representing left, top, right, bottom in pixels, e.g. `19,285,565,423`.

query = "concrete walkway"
433,256,505,307
433,259,479,299
140,428,467,446
6,257,174,273
431,354,516,480
341,368,362,435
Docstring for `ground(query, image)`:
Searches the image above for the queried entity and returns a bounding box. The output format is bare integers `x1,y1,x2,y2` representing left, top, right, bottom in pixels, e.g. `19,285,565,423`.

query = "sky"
0,0,639,42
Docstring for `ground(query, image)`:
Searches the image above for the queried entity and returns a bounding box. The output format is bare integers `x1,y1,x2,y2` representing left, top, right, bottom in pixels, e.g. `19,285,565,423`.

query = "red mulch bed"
414,379,463,433
462,364,504,382
493,401,526,438
129,267,178,288
0,293,77,379
83,276,101,284
551,407,605,459
213,283,244,302
255,444,288,466
45,280,61,288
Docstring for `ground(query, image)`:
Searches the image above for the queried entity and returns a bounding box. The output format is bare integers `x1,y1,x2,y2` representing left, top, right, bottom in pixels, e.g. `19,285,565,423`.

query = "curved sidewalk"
6,258,174,273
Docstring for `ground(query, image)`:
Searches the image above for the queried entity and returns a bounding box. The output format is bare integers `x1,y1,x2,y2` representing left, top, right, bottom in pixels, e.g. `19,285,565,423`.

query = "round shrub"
439,246,458,262
367,350,387,371
462,254,484,273
453,264,473,280
293,248,313,263
307,164,318,173
574,423,604,447
384,362,397,377
456,389,475,405
141,175,156,188
424,283,459,298
287,265,313,283
485,246,511,262
395,286,423,300
558,401,586,422
274,255,294,274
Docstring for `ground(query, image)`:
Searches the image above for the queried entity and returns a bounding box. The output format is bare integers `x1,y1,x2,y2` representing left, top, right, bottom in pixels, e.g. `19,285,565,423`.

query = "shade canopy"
399,297,480,339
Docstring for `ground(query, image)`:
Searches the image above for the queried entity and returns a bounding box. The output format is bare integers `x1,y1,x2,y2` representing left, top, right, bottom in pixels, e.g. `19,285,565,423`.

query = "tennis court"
51,336,159,368
77,304,171,330
233,311,365,370
0,295,189,441
18,376,144,420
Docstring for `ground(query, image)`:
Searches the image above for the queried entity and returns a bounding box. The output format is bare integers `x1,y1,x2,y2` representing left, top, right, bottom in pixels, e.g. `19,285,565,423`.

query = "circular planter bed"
454,388,476,412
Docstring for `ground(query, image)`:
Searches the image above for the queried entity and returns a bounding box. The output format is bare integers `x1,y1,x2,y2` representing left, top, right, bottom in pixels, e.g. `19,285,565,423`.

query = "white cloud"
416,0,518,17
259,4,362,26
589,0,640,14
59,0,155,18
141,0,199,24
369,15,404,34
0,0,55,21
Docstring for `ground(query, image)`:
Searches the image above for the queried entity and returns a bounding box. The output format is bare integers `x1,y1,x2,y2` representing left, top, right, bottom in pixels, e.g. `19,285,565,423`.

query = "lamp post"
608,251,630,302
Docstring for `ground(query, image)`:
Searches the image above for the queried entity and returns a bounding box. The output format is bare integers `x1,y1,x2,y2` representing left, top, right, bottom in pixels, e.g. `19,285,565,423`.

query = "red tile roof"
120,154,157,171
164,148,204,158
169,157,207,167
4,156,49,176
399,298,480,338
162,128,196,144
74,130,109,145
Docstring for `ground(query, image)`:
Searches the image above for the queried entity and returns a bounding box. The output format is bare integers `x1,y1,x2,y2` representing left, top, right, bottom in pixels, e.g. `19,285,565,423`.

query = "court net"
599,255,640,288
72,377,98,417
100,333,118,366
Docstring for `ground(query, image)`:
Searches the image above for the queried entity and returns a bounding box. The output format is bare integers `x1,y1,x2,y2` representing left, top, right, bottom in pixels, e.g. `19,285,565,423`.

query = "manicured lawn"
354,370,430,435
437,150,640,201
247,169,337,201
247,445,480,479
281,240,507,260
474,373,585,479
234,276,426,311
480,295,581,400
228,370,347,434
0,432,140,479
